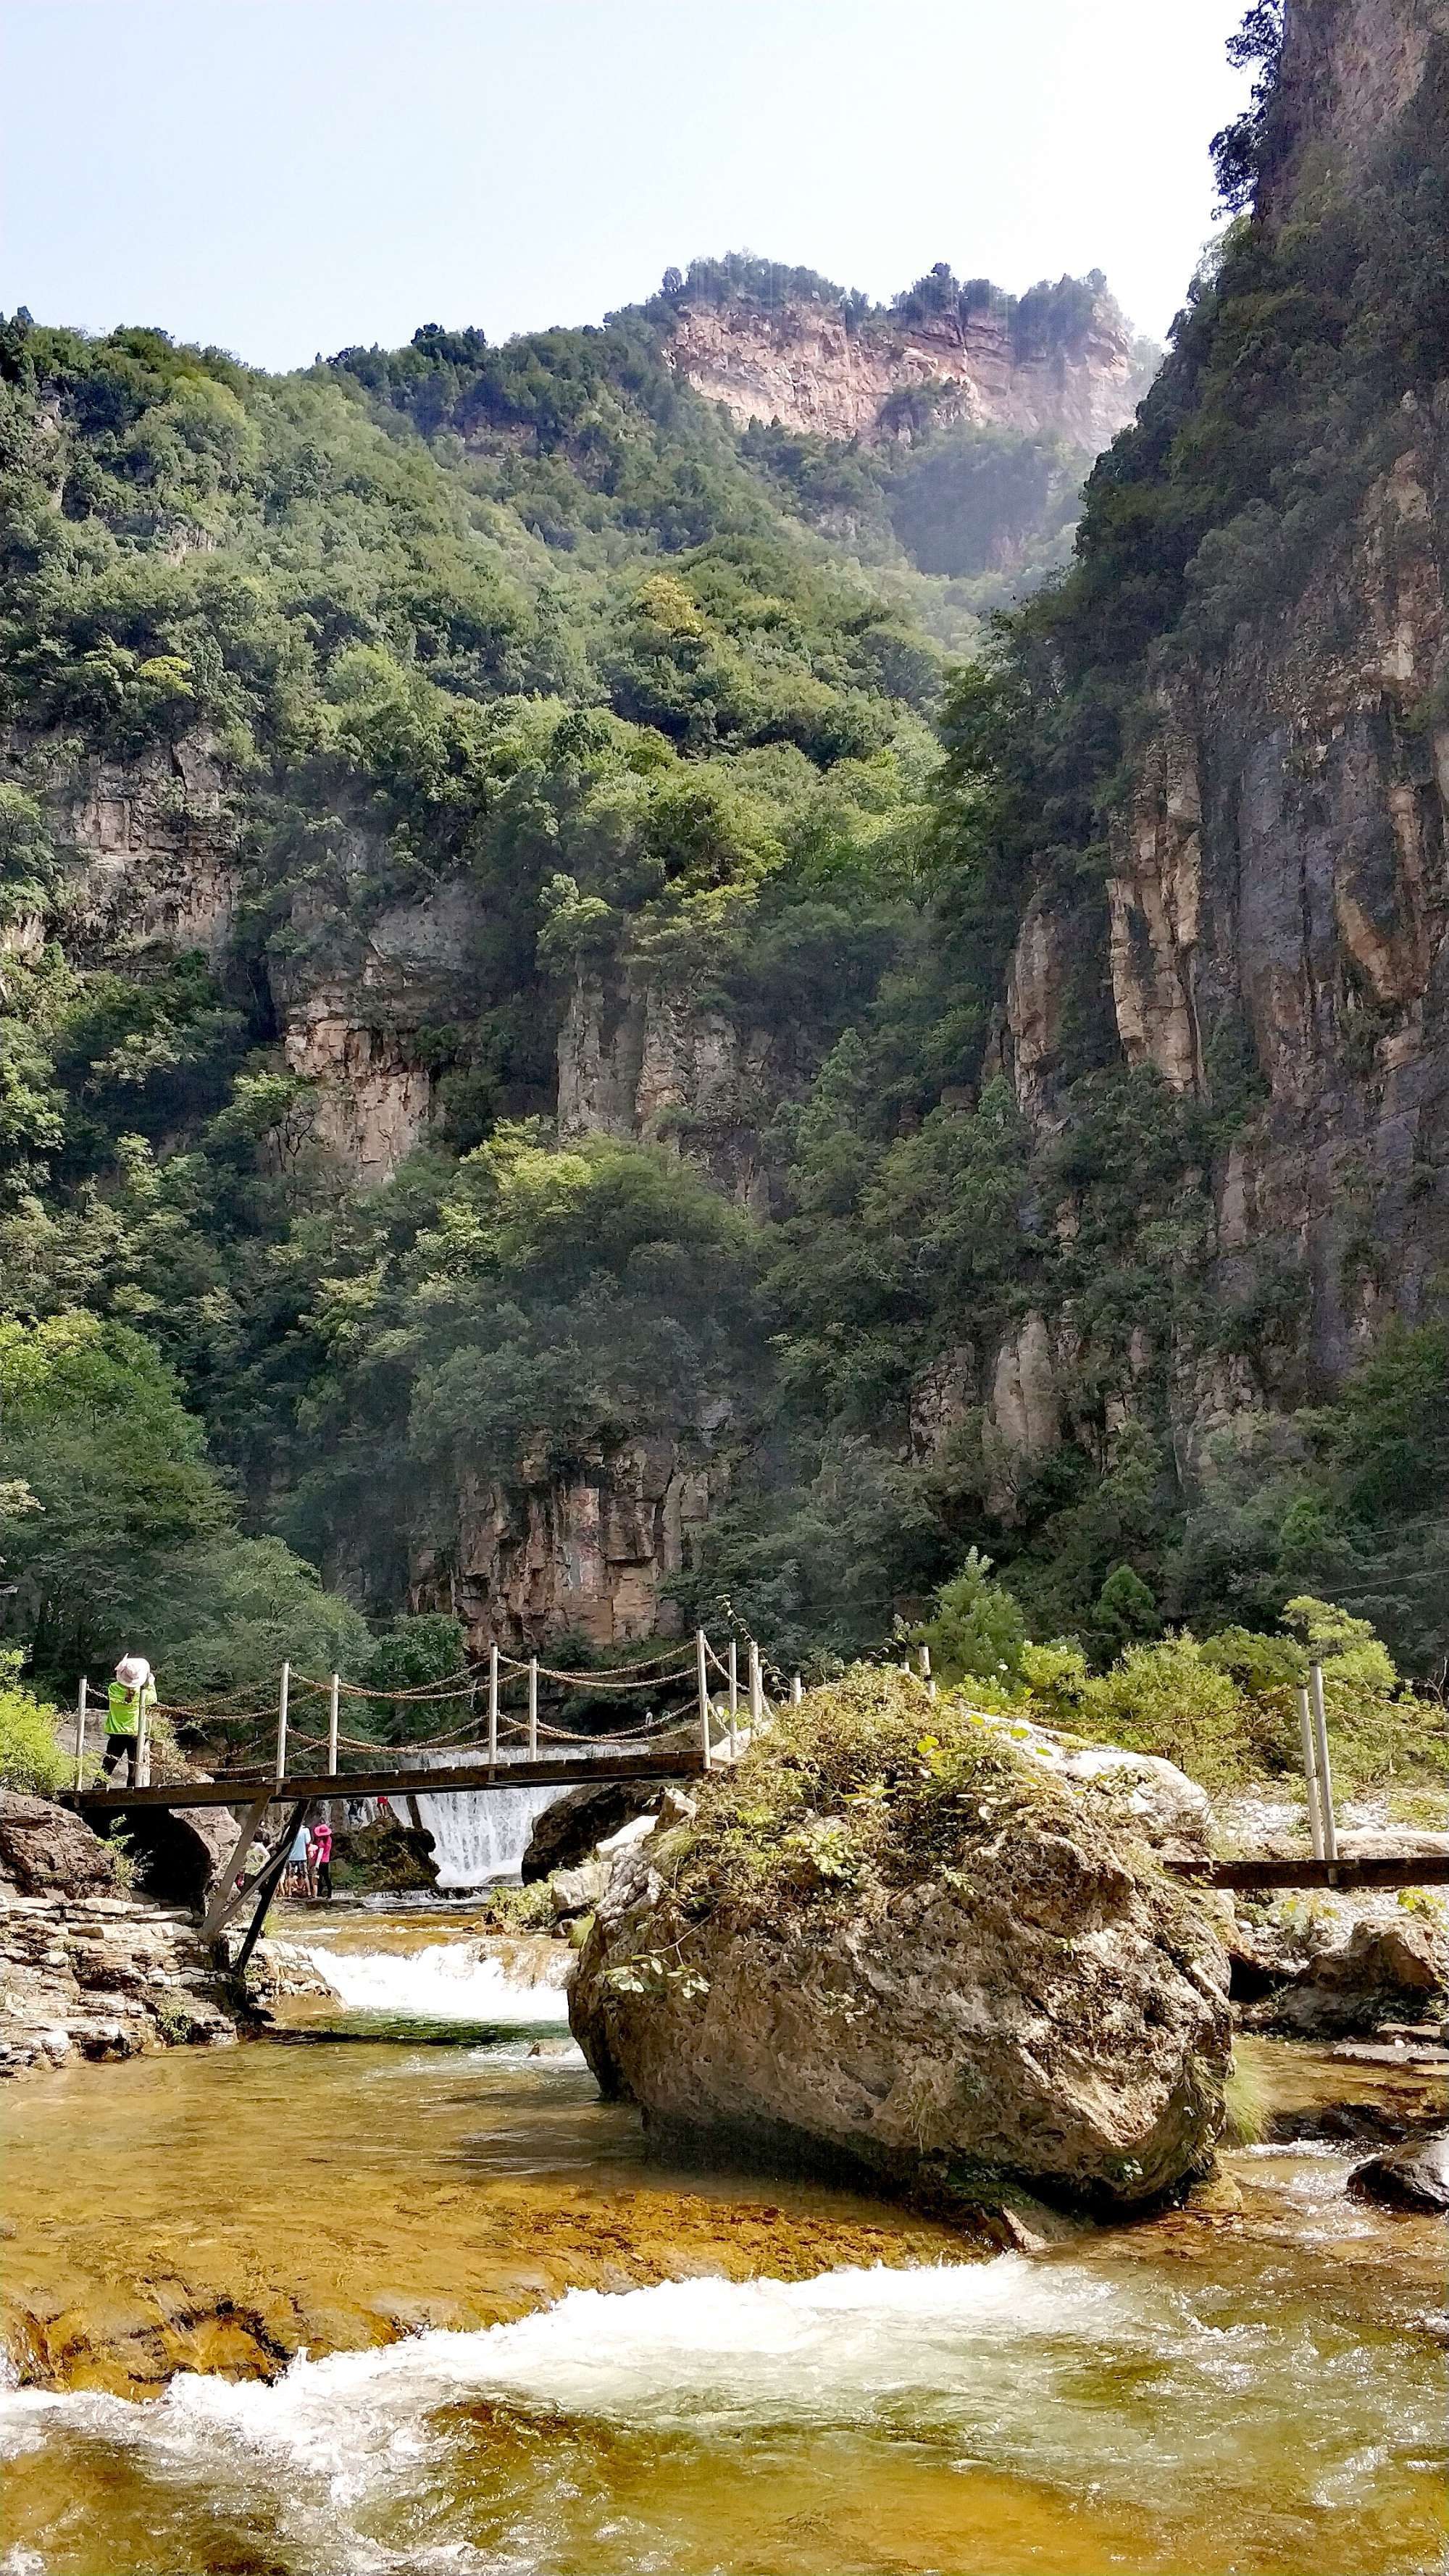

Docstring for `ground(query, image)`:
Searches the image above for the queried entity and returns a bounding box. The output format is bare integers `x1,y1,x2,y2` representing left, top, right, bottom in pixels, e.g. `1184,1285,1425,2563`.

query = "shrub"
682,1663,1073,1915
1051,1635,1253,1791
915,1547,1027,1688
0,1657,70,1796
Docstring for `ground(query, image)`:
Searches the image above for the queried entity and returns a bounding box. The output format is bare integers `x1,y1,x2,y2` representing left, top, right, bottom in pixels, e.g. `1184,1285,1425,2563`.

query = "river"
1,1904,1445,2575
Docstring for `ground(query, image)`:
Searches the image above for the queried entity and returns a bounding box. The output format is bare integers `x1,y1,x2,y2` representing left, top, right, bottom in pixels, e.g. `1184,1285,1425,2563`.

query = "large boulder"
522,1780,663,1881
571,1669,1230,2217
1347,2132,1449,2214
1247,1912,1448,2037
0,1791,115,1896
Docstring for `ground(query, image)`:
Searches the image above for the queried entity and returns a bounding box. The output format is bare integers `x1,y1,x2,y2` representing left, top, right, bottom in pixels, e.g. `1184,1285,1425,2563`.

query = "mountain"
2,0,1447,1691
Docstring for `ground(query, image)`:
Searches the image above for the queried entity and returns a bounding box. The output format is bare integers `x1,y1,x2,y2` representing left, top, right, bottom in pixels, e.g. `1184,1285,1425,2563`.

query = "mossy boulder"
571,1668,1230,2216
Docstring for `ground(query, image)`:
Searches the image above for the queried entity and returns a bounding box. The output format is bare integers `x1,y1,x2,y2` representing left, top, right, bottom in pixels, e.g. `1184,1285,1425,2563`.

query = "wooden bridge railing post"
696,1630,711,1770
327,1673,339,1778
74,1676,87,1791
488,1644,498,1776
727,1639,738,1759
791,1673,802,1704
749,1639,763,1729
1298,1684,1324,1858
919,1644,935,1700
1309,1661,1338,1863
276,1660,289,1783
527,1655,538,1758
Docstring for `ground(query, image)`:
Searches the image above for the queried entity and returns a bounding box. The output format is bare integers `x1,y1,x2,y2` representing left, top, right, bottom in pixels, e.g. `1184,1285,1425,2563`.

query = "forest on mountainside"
1,4,1448,1789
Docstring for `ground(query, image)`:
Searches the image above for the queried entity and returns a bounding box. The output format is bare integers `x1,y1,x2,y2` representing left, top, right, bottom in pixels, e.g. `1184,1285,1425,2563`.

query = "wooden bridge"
64,1633,1449,1962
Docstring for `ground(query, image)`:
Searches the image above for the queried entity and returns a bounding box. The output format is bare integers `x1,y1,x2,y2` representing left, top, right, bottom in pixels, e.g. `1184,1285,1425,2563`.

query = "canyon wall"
667,290,1143,453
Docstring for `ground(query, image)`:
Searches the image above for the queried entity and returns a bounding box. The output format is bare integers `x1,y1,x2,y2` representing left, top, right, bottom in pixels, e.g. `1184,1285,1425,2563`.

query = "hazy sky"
2,1,1250,370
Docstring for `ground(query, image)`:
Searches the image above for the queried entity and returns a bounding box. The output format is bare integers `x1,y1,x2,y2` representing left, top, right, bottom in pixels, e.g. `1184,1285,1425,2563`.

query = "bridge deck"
71,1747,703,1813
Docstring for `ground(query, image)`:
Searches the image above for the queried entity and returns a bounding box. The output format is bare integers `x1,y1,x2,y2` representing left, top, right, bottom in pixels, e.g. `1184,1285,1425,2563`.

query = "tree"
916,1547,1026,1689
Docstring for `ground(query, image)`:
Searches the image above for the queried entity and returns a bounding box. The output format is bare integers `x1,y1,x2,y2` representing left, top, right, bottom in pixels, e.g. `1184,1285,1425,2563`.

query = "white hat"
114,1656,153,1689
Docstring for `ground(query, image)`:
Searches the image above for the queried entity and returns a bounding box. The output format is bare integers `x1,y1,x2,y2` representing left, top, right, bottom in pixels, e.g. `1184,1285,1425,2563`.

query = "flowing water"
404,1764,566,1891
1,1910,1445,2576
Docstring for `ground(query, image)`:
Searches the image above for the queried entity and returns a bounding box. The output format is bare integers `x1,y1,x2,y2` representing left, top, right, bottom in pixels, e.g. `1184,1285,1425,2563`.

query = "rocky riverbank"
0,1792,253,2078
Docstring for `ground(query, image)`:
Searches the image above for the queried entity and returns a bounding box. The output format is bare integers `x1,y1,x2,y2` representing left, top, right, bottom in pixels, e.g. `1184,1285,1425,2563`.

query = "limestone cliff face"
557,963,813,1212
668,293,1143,453
909,9,1449,1501
410,1430,724,1654
1265,0,1441,216
270,883,488,1185
1,731,239,969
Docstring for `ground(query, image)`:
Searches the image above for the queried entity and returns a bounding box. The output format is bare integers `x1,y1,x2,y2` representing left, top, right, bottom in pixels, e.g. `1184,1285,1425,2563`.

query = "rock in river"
572,1668,1230,2217
1347,2132,1449,2215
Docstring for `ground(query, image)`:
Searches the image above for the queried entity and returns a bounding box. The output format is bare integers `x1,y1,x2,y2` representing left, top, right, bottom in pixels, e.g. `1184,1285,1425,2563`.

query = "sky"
1,0,1251,372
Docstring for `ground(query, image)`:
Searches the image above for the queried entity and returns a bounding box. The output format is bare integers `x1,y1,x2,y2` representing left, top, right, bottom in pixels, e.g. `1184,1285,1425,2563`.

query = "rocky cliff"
667,287,1145,453
993,405,1449,1450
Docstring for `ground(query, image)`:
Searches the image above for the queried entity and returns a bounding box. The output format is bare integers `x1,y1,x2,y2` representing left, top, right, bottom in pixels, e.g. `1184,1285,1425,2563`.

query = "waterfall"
409,1752,565,1890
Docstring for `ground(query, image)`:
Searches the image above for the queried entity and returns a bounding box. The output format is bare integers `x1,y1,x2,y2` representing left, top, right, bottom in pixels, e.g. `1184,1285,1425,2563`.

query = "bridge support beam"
200,1794,272,1943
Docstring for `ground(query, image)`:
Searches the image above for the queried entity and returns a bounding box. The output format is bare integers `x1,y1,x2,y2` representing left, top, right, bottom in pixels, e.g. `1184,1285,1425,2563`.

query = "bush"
0,1660,70,1795
915,1547,1026,1689
682,1662,1072,1915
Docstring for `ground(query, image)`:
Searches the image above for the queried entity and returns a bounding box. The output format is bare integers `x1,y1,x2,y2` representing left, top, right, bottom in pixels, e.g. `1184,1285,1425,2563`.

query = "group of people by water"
285,1814,333,1901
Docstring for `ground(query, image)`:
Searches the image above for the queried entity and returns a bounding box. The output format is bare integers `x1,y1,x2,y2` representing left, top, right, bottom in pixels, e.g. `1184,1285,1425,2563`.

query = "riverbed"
1,1906,1445,2575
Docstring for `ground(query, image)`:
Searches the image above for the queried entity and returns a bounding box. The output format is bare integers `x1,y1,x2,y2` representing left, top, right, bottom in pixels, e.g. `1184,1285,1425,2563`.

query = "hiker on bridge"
100,1655,156,1786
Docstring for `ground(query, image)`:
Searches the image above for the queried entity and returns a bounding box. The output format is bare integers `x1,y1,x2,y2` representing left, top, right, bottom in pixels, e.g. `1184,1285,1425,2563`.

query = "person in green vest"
101,1655,156,1784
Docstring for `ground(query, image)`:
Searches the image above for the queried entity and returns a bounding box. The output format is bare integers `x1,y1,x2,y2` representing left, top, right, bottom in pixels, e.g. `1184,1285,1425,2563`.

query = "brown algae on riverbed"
1,1920,1445,2576
0,2008,966,2392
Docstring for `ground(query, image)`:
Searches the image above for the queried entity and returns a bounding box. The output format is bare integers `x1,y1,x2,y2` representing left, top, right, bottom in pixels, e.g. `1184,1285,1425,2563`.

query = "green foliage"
360,1612,469,1744
915,1547,1026,1687
0,1652,70,1795
677,1663,1072,1915
159,1536,371,1703
1021,1604,1448,1796
1047,1634,1255,1792
0,1312,362,1697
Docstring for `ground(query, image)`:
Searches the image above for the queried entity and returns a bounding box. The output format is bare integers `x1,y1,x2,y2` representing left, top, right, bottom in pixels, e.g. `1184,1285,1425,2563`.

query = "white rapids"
1,2250,1438,2563
298,1938,571,2025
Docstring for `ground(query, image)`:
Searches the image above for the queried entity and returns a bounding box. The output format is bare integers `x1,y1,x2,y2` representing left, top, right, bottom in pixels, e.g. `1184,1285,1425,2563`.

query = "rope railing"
78,1625,803,1795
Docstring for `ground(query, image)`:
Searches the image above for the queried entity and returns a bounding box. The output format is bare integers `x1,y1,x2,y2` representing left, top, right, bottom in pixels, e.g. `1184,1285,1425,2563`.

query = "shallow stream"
1,1905,1445,2575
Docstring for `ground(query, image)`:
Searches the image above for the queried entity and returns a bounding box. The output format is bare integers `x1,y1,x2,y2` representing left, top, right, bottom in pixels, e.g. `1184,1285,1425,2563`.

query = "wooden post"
488,1643,498,1776
527,1656,538,1759
697,1629,711,1770
327,1673,339,1778
276,1661,290,1783
201,1792,272,1943
749,1639,764,1728
1298,1684,1324,1860
234,1799,308,1975
919,1644,936,1702
135,1677,151,1789
1309,1662,1338,1863
74,1676,88,1791
727,1639,738,1760
791,1673,802,1705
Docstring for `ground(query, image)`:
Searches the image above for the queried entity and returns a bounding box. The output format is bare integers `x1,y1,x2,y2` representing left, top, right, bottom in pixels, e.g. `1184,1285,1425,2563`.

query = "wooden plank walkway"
70,1747,704,1815
1163,1854,1449,1891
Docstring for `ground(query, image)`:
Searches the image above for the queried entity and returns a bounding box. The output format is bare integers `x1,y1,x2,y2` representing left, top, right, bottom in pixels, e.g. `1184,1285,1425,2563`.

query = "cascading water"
359,1751,567,1888
298,1936,571,2023
4,2245,1444,2574
412,1762,564,1889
